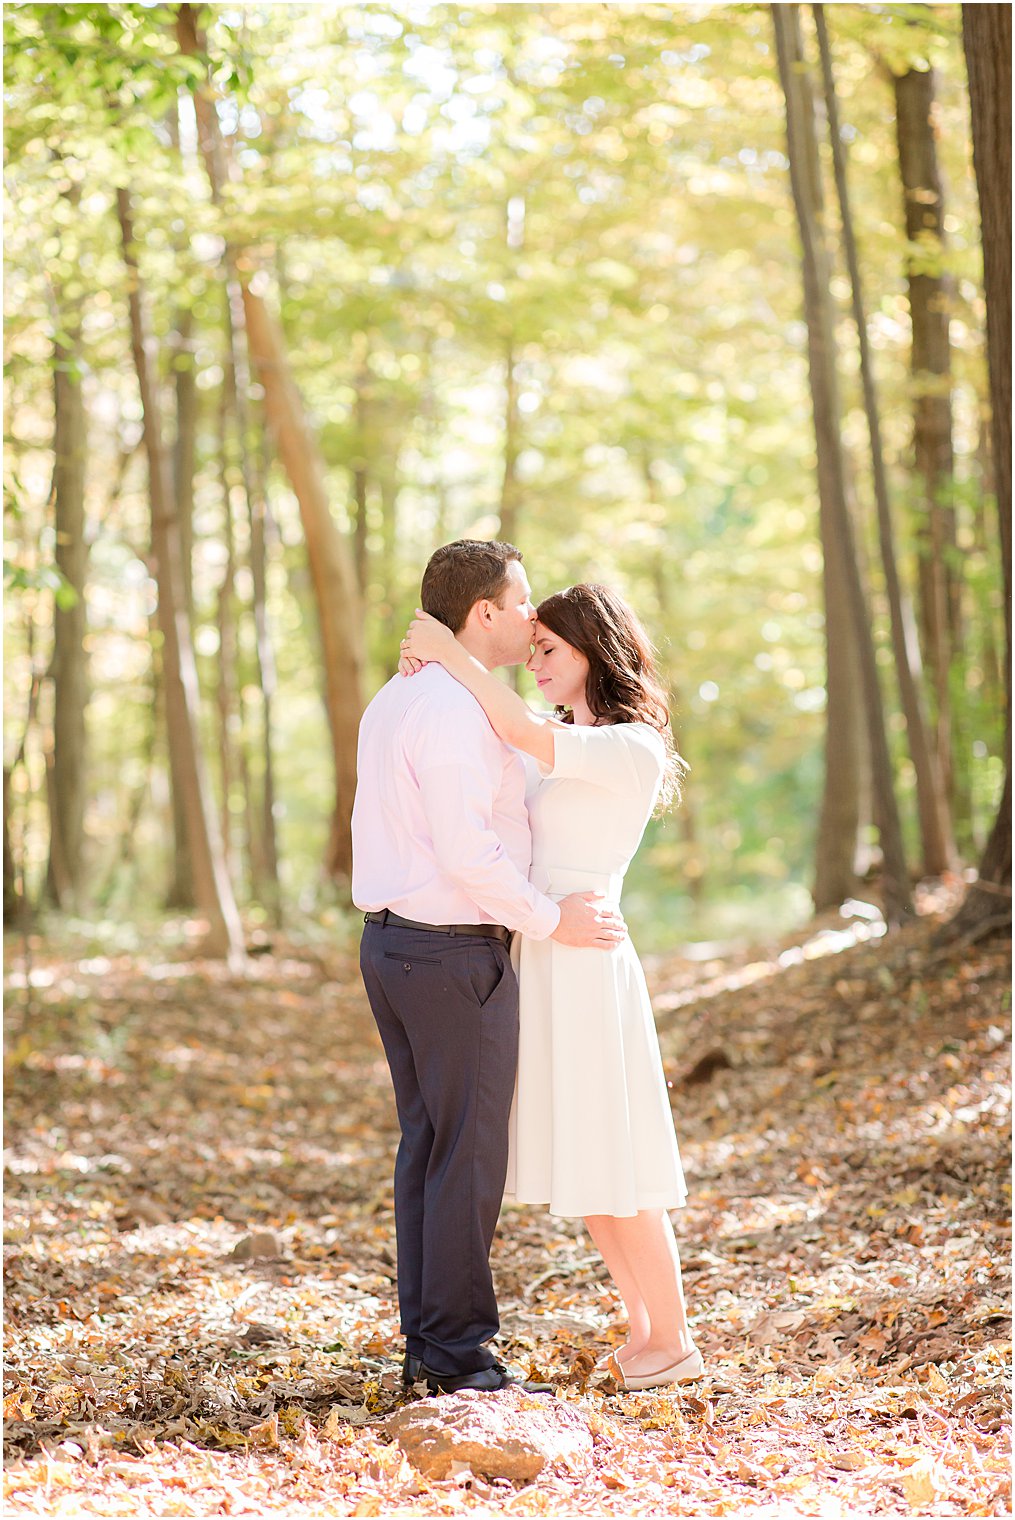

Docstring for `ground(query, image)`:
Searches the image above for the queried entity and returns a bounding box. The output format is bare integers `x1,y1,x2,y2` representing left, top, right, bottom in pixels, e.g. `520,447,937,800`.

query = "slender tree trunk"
178,1,363,884
165,302,198,907
773,3,913,925
770,4,864,911
220,233,279,908
46,317,89,909
216,381,240,888
499,194,525,544
3,768,20,926
95,660,157,908
500,337,524,691
5,641,43,928
378,465,400,647
177,12,279,908
962,7,1012,622
248,424,280,914
242,291,365,878
644,453,705,901
816,6,956,878
352,336,370,595
894,62,962,817
117,186,245,965
215,386,255,906
971,411,1003,726
499,336,521,546
941,5,1012,941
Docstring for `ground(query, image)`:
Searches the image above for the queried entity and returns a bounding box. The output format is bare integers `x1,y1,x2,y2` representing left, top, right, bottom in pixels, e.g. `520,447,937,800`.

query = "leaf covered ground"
3,892,1011,1517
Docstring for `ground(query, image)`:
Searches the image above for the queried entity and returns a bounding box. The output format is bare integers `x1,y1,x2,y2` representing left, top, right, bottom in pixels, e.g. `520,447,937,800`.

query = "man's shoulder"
363,667,492,736
403,666,495,733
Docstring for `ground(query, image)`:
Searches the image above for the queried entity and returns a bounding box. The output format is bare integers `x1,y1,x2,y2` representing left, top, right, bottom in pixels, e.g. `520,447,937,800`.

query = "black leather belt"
363,909,511,944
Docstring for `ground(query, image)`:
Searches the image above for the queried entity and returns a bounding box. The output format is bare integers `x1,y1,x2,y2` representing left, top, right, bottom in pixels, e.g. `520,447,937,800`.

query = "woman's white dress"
505,721,688,1219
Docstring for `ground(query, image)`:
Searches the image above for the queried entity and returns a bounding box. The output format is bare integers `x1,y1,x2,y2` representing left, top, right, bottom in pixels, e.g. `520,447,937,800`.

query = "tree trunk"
378,464,400,648
894,62,962,817
773,3,913,926
46,316,89,909
216,380,240,889
352,336,370,595
177,1,363,884
165,302,198,908
941,5,1012,942
962,8,1012,630
248,423,280,915
498,336,521,545
970,409,1004,730
769,4,864,911
816,5,956,878
242,290,365,879
3,768,21,927
643,453,705,902
176,5,279,908
116,186,245,965
217,190,280,907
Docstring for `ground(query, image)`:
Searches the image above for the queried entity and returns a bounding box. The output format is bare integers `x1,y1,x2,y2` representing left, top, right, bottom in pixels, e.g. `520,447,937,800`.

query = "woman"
400,583,702,1392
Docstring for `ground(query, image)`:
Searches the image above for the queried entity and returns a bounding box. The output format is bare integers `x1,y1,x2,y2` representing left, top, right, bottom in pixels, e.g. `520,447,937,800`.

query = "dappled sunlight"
5,908,1008,1514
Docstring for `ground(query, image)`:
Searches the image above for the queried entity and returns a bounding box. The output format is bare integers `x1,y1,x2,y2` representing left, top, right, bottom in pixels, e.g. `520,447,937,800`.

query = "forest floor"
3,890,1011,1518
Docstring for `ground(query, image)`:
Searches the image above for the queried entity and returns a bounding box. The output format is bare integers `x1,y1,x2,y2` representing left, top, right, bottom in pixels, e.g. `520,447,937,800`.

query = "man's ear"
466,599,495,631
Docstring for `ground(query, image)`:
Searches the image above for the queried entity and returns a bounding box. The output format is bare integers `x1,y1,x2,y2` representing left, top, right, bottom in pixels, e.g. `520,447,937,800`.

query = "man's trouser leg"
360,923,519,1376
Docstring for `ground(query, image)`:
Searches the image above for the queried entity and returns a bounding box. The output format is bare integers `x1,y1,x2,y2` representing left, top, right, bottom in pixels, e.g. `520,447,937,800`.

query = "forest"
3,3,1011,1516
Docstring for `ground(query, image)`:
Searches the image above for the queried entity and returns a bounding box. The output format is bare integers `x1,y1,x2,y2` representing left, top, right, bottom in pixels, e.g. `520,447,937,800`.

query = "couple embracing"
351,539,702,1396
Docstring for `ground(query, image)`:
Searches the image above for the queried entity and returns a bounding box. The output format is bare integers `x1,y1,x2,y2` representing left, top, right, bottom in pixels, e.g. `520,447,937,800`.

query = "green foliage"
2,2,1006,946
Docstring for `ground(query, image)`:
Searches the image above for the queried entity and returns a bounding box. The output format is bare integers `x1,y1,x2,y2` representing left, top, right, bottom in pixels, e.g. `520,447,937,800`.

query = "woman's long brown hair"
535,583,687,808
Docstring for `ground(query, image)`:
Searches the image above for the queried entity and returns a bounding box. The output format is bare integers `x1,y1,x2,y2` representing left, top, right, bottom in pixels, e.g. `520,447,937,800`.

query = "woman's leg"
596,1208,697,1378
583,1214,651,1360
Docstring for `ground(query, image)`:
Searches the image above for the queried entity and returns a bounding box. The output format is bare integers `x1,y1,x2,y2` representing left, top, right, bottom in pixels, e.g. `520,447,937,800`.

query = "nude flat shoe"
616,1345,704,1391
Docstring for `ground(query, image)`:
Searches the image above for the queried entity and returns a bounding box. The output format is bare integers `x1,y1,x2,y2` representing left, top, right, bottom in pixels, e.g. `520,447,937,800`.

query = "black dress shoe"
402,1352,424,1387
421,1360,553,1395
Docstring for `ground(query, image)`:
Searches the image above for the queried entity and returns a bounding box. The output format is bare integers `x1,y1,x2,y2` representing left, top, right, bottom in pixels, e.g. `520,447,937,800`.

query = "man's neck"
455,630,497,670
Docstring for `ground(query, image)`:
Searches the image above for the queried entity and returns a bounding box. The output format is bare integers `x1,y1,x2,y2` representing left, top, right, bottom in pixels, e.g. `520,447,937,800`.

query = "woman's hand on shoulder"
399,609,457,678
401,611,455,671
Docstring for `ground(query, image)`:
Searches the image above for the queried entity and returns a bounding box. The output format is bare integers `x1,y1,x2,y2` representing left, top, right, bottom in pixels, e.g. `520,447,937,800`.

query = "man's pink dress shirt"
351,664,561,939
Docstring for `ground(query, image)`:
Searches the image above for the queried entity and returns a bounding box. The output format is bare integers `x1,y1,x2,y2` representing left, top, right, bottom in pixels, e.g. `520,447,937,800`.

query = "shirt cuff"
515,894,560,940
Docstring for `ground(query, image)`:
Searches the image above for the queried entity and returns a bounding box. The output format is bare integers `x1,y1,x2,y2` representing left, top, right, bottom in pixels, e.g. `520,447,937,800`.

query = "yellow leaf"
902,1456,945,1508
247,1413,279,1448
2,1388,33,1420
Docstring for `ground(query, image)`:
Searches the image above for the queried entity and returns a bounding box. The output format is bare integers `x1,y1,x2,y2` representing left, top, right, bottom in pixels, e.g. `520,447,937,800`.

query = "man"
351,540,624,1394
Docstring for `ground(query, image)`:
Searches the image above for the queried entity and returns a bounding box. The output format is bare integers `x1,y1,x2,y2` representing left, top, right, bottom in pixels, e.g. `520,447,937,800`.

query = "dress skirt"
504,863,688,1219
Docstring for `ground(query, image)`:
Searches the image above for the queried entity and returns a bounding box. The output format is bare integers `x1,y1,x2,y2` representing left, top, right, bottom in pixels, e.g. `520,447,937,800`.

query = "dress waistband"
530,864,625,902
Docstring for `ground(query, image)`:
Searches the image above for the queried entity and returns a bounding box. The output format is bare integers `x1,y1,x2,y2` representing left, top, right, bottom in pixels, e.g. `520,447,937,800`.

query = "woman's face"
526,620,589,708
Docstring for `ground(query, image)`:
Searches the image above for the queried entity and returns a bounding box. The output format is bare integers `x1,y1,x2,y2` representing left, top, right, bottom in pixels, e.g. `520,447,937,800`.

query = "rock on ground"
383,1387,596,1483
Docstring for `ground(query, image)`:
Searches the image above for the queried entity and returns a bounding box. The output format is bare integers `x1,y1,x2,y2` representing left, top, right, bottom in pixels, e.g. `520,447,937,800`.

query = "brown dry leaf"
2,911,1009,1517
902,1455,948,1508
247,1413,280,1448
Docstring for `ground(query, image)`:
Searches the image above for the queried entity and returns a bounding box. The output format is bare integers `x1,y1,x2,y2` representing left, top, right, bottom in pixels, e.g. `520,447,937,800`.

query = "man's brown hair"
420,540,523,633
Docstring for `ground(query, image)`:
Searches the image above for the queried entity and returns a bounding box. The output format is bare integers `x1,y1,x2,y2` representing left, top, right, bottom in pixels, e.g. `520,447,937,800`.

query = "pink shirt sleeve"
410,709,561,940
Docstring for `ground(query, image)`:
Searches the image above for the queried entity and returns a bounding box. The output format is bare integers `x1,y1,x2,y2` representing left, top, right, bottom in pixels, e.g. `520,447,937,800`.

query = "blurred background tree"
4,1,1008,952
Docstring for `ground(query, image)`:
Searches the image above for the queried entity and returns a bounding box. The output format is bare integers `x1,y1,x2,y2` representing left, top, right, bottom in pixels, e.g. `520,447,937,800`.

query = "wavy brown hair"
535,583,687,809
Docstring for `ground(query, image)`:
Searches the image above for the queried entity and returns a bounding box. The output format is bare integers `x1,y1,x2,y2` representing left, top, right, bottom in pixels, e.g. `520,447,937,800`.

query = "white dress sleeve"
544,722,665,795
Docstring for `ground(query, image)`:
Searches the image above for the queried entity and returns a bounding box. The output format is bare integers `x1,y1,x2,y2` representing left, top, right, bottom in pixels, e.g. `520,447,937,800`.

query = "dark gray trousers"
359,921,519,1376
